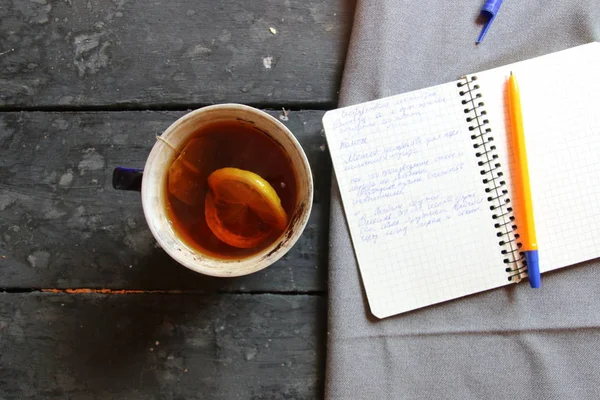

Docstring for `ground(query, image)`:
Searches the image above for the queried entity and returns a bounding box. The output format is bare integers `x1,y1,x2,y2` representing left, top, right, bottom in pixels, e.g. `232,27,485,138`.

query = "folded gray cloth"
327,1,600,399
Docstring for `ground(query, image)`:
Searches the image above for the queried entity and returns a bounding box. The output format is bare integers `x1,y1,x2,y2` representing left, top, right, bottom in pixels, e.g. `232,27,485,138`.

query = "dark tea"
165,120,298,260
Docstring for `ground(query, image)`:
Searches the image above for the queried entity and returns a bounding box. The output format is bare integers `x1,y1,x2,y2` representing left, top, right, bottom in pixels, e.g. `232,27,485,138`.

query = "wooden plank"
0,292,325,399
0,0,354,108
0,110,330,291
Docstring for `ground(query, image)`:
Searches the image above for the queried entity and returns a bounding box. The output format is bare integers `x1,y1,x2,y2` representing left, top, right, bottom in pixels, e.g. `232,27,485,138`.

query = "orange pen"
507,72,540,288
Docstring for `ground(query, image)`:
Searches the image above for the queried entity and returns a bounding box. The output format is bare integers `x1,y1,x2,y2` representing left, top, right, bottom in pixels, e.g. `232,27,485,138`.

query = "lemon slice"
205,167,288,248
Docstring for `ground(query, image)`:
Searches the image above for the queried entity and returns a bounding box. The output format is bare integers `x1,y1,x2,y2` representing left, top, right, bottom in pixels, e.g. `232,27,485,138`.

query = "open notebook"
323,42,600,319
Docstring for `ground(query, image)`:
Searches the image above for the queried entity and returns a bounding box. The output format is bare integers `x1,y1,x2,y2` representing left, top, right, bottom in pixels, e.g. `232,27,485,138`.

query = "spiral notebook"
323,42,600,318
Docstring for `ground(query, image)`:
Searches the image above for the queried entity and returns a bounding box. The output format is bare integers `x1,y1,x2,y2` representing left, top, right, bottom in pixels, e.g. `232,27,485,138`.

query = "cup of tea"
113,104,313,277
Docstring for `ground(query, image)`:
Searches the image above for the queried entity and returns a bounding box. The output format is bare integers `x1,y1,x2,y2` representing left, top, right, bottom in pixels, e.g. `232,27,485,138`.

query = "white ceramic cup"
139,104,313,277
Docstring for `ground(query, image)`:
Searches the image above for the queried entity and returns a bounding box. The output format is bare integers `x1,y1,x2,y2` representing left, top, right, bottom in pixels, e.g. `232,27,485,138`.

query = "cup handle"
112,167,143,192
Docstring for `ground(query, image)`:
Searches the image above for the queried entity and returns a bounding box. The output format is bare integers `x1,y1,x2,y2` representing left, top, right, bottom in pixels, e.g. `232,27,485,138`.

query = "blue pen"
477,0,505,44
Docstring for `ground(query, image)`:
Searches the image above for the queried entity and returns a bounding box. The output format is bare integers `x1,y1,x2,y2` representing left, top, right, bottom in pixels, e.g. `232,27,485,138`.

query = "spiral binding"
457,75,526,283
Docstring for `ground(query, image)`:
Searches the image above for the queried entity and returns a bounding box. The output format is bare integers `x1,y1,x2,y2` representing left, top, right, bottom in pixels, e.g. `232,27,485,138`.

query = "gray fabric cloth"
326,2,600,399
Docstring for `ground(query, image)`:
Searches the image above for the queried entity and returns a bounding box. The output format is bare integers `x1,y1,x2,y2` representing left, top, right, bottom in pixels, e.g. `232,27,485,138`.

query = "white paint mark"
244,347,258,361
126,217,137,229
27,250,50,269
262,56,273,69
58,96,74,105
0,194,17,211
59,169,74,186
219,30,231,43
185,44,212,57
73,33,110,77
45,208,66,219
30,3,51,24
269,27,277,35
78,148,105,175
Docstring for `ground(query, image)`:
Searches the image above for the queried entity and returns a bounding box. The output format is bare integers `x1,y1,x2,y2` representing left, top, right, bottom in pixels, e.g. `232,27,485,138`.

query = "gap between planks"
0,103,334,113
0,288,325,296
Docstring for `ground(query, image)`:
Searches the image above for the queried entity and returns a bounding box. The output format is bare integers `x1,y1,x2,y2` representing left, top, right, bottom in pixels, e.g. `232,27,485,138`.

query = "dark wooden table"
0,1,354,398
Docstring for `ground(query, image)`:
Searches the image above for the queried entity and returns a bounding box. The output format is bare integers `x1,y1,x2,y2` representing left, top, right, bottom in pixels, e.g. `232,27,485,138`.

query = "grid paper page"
323,82,509,318
472,42,600,275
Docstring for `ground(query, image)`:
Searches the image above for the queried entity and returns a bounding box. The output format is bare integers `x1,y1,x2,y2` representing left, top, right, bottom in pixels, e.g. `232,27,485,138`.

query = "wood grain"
0,110,330,291
0,0,354,109
0,292,325,400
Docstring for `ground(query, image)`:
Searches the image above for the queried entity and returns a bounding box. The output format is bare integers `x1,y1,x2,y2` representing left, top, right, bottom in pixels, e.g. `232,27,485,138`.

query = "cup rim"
141,104,313,277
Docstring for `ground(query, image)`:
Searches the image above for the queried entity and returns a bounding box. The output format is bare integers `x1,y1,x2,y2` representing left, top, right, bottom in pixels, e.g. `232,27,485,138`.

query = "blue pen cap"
477,0,505,43
525,250,541,288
